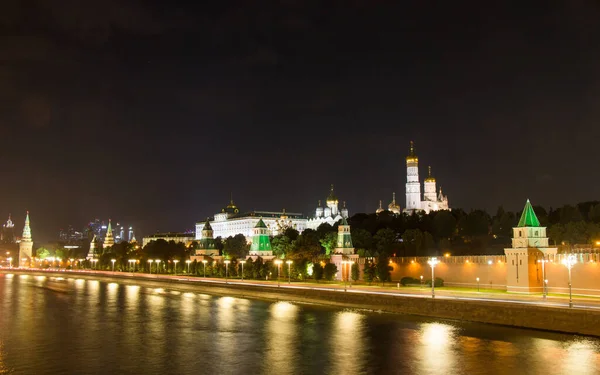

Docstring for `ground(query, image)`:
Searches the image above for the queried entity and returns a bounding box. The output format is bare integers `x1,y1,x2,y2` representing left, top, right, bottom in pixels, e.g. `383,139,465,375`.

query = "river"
0,273,599,374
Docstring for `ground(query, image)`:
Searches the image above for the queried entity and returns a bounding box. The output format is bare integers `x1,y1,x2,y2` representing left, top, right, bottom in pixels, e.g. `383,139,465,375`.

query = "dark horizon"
2,1,599,240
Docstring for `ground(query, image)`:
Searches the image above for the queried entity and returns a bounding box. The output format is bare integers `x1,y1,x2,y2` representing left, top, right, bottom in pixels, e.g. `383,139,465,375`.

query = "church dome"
388,192,401,214
424,166,436,183
376,200,384,214
326,184,338,203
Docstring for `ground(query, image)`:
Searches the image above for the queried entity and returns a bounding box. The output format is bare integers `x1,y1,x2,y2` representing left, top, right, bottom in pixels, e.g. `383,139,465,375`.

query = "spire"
517,199,541,227
425,165,436,182
22,211,32,241
327,184,338,202
409,141,416,157
406,141,418,162
203,218,213,231
106,219,113,236
379,200,382,209
343,201,346,208
428,166,431,177
318,200,321,207
392,192,396,203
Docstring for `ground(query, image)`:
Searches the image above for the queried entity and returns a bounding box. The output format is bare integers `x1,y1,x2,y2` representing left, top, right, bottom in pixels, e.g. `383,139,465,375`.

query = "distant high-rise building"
59,225,84,243
2,214,15,244
128,226,134,242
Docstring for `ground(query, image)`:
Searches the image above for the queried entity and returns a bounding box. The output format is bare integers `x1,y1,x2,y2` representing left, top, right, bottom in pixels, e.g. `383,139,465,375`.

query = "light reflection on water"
0,274,599,375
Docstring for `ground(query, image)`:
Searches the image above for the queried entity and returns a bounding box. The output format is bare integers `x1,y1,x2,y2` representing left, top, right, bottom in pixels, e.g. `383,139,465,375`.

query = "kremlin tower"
405,141,421,212
103,219,115,249
19,212,33,267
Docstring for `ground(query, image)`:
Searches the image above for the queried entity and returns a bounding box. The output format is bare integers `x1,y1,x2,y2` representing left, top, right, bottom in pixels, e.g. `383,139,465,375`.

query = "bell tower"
405,141,421,212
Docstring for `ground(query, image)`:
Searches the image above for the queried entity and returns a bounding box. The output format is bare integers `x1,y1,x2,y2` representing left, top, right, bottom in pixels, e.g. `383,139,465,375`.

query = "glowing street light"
240,260,246,281
186,259,191,274
341,260,353,291
286,260,293,284
562,254,577,308
420,275,424,288
476,277,480,292
224,260,231,283
274,260,283,287
173,259,179,274
538,257,549,299
155,260,161,274
111,259,116,272
427,257,439,299
202,260,207,277
7,257,12,268
128,259,136,272
148,259,154,273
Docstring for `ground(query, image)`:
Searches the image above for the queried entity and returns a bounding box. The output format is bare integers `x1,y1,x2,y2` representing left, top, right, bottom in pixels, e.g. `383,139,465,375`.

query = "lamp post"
286,260,293,284
128,259,136,272
91,258,98,270
476,277,480,292
562,254,577,308
538,257,548,299
240,260,246,281
111,259,116,272
148,259,153,274
173,260,179,275
155,260,161,274
186,259,191,274
7,257,12,268
224,260,230,283
427,257,439,299
420,275,424,288
202,260,207,277
274,260,282,287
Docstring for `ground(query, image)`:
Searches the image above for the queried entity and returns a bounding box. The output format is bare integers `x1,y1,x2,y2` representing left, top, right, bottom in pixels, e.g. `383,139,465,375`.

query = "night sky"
2,1,600,240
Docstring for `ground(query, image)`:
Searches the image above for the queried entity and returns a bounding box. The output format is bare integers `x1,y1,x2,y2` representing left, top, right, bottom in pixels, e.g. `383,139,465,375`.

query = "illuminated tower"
376,200,384,214
405,141,421,211
2,214,15,244
103,219,115,249
248,218,273,259
326,184,339,216
87,235,98,260
424,166,437,202
19,211,33,267
340,201,349,219
388,192,401,215
334,217,354,255
128,226,134,242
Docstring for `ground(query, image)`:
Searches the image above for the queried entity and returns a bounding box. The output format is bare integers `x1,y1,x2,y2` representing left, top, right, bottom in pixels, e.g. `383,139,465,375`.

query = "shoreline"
3,269,600,337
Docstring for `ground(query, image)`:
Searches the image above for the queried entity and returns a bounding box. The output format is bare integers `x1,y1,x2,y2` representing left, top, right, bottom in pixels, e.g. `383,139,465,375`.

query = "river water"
0,273,599,375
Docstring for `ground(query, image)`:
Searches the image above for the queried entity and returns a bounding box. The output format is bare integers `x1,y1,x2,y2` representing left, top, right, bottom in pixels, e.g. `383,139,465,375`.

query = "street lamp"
186,259,191,274
274,260,282,287
224,260,231,283
420,275,424,288
111,259,116,272
173,260,179,274
476,277,480,292
128,259,136,272
91,258,98,270
240,260,246,281
155,260,161,274
202,260,207,277
538,257,549,299
562,254,577,308
148,259,154,274
286,260,293,284
7,257,12,268
427,257,439,299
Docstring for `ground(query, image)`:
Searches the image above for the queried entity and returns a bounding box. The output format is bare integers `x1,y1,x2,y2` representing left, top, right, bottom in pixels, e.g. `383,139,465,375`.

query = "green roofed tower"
334,217,354,255
517,199,541,227
249,218,273,257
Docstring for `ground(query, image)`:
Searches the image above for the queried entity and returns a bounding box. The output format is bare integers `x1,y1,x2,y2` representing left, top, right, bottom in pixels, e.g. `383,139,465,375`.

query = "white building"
195,199,307,241
306,185,349,230
403,141,449,214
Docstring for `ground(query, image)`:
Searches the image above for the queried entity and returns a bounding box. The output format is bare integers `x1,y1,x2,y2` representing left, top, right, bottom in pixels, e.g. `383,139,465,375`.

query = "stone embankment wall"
6,270,600,337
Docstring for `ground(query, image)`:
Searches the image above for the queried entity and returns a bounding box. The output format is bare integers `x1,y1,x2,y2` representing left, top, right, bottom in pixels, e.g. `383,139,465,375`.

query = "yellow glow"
270,301,299,320
444,253,450,257
419,323,457,373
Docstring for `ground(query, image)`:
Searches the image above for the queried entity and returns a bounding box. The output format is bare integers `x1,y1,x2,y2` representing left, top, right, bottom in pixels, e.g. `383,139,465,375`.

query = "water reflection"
418,322,457,374
563,339,600,375
266,302,299,374
329,310,367,374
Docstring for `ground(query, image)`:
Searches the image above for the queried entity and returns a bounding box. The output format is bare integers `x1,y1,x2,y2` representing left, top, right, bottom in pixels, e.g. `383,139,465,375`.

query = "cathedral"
306,185,349,230
377,141,449,215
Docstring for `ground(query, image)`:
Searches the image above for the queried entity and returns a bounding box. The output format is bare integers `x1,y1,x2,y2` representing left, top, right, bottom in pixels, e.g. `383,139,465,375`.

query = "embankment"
5,270,600,337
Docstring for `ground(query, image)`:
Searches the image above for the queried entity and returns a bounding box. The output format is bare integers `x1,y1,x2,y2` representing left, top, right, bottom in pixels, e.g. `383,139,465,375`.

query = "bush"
425,277,444,287
400,276,421,286
323,263,338,281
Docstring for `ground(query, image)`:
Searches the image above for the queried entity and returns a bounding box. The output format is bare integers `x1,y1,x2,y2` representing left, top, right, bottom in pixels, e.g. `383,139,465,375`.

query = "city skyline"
1,2,599,240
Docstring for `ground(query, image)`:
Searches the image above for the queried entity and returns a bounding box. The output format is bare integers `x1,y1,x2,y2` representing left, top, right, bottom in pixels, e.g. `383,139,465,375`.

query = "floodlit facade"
306,185,349,230
404,141,449,214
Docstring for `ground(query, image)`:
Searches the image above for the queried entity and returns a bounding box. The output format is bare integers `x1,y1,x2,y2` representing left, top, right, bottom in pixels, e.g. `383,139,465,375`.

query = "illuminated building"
387,192,401,215
403,141,449,214
330,217,358,280
103,219,115,249
504,199,557,292
2,214,15,244
247,218,274,261
190,219,219,262
18,212,33,267
307,185,349,230
195,198,306,241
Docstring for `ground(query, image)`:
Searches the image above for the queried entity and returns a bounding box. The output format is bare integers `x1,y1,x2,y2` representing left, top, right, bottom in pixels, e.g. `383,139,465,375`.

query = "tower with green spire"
248,218,274,260
334,217,354,255
19,211,33,267
197,219,218,255
87,235,98,260
103,219,115,249
504,199,557,293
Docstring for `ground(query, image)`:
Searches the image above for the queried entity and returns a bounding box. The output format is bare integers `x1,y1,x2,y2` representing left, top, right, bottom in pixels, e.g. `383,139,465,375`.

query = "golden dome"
376,200,384,214
424,166,436,182
388,192,401,214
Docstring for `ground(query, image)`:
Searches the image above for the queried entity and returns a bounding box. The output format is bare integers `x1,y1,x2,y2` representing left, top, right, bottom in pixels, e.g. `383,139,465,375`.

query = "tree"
351,228,373,255
589,204,600,223
323,262,338,281
351,262,360,282
375,255,392,285
374,228,396,256
35,247,50,259
223,234,249,258
363,260,376,285
283,228,300,241
433,210,457,240
313,262,324,281
320,232,337,256
271,235,294,258
290,229,323,260
402,229,424,256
